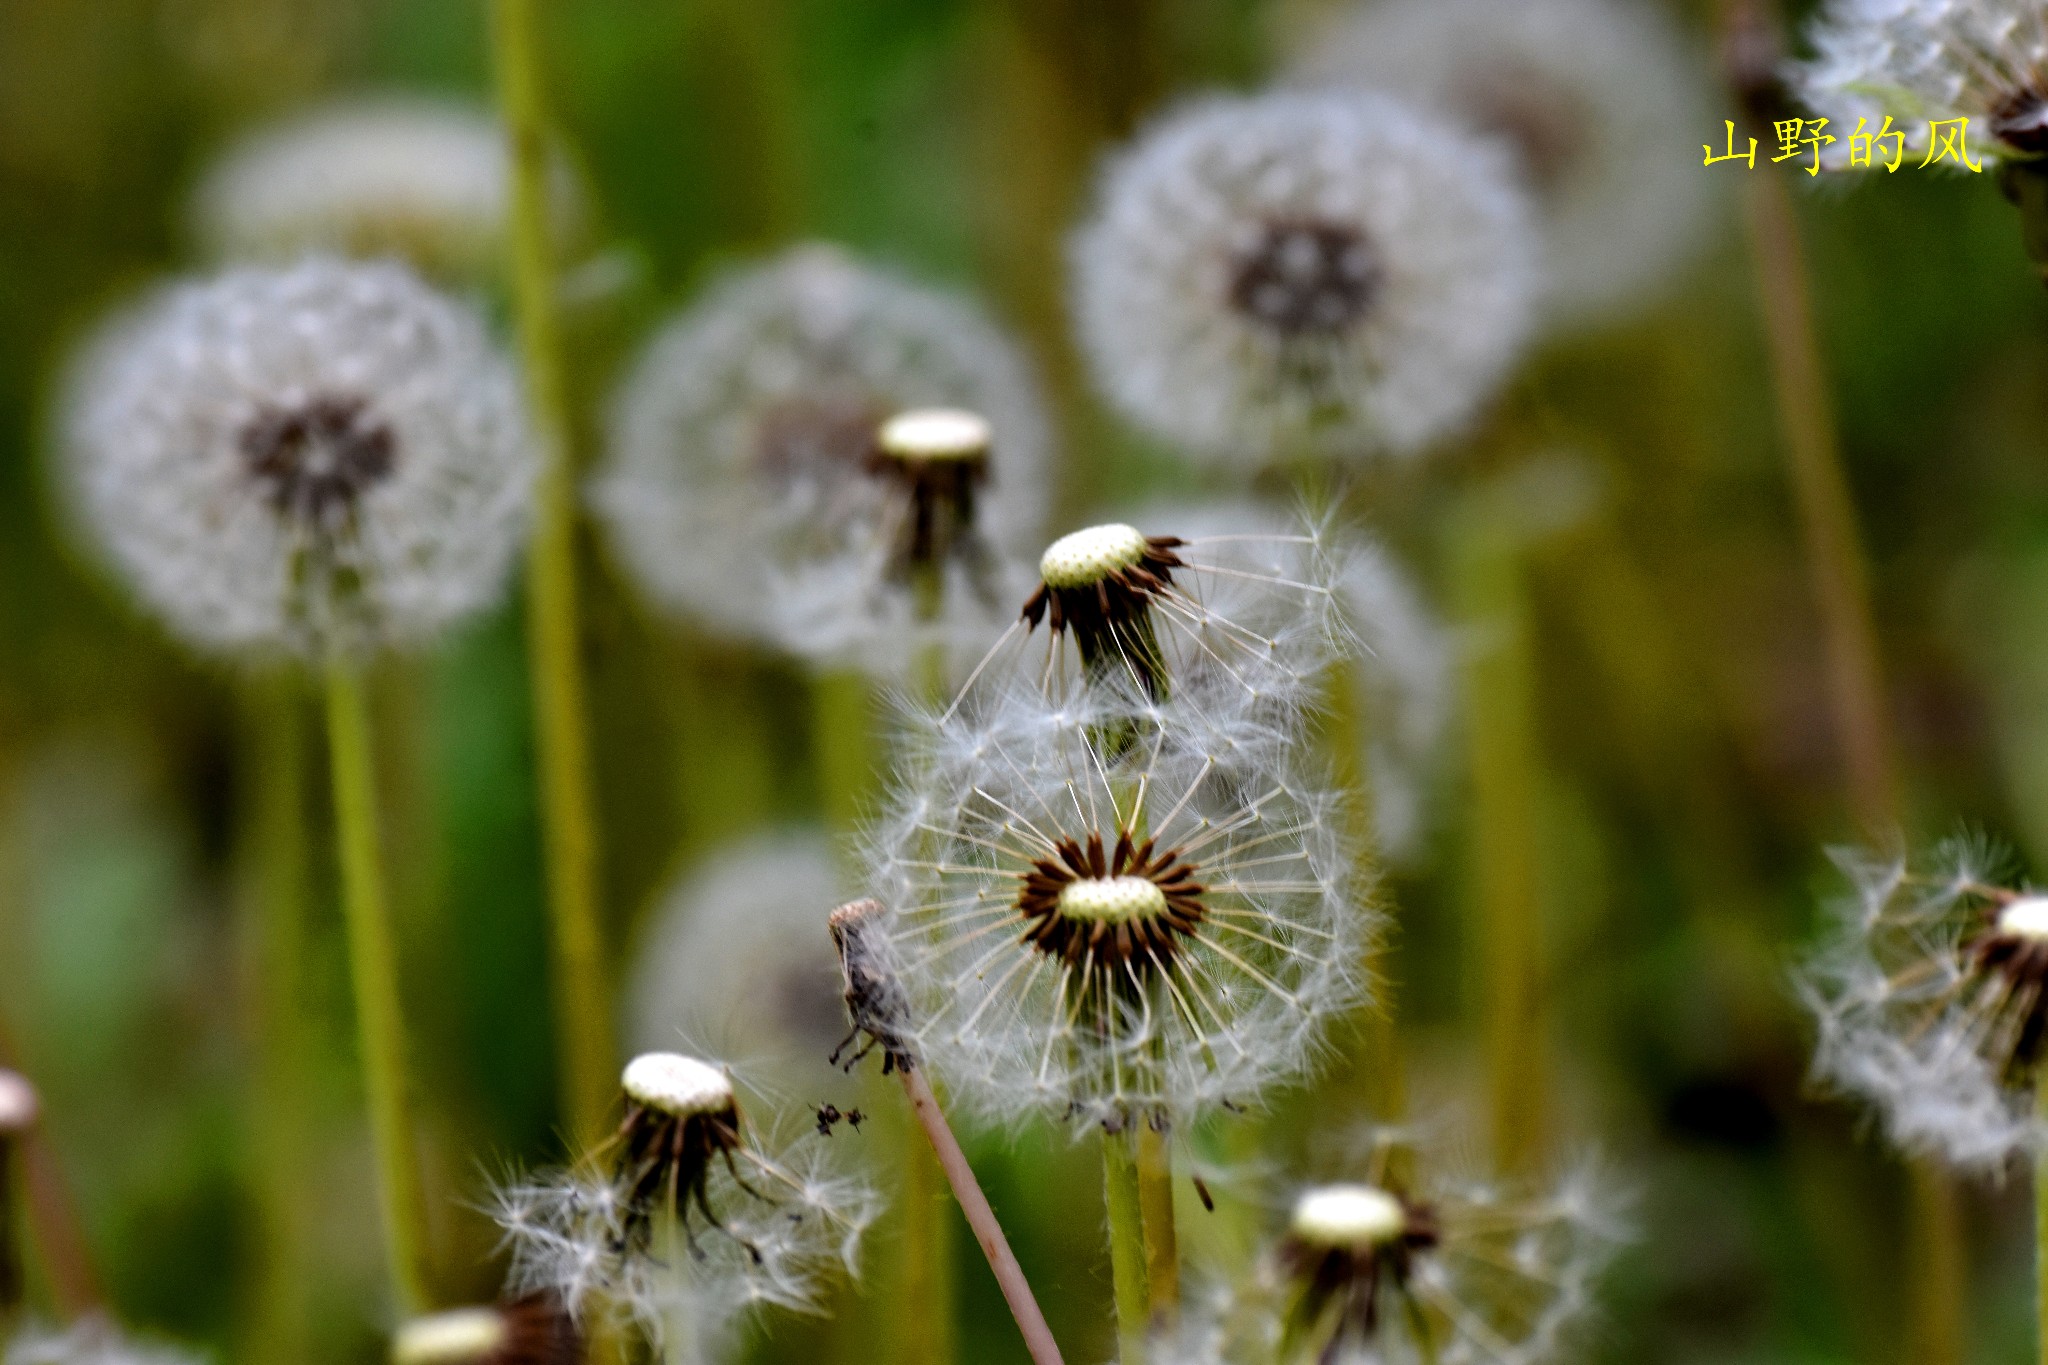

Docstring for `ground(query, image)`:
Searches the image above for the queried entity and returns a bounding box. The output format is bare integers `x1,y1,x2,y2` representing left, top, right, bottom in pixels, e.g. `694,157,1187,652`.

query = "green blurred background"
5,1,2048,1362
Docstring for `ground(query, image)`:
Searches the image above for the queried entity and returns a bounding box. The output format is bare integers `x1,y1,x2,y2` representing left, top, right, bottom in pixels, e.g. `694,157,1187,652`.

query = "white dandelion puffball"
864,689,1367,1133
494,1058,878,1353
62,258,535,658
1796,0,2048,168
192,98,583,277
625,831,851,1093
1128,499,1452,864
1289,0,1715,328
1069,90,1537,468
594,244,1053,681
1800,840,2048,1171
1162,1160,1625,1365
4,1319,206,1365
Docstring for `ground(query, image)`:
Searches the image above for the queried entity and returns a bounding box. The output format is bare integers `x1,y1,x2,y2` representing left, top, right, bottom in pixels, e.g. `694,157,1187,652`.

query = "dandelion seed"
1159,1156,1625,1365
1800,839,2048,1170
625,832,850,1094
494,1054,879,1355
1794,0,2047,167
191,98,585,279
1069,91,1537,468
594,245,1052,681
61,258,535,658
1128,499,1452,863
1288,0,1715,327
864,697,1367,1134
390,1297,580,1365
3,1319,205,1365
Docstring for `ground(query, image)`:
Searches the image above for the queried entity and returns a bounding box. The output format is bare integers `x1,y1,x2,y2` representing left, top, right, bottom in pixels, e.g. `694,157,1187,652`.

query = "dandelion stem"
490,0,618,1153
1909,1155,1964,1365
324,655,433,1315
1103,1127,1151,1364
237,676,312,1362
1446,494,1547,1177
900,1066,1064,1365
1135,1122,1178,1326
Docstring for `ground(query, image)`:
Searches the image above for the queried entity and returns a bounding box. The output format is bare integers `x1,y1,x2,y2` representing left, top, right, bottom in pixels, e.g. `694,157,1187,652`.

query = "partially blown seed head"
1288,0,1715,327
594,244,1051,681
61,258,535,658
494,1055,878,1355
863,693,1367,1133
1800,839,2048,1169
1070,91,1537,467
1796,0,2048,167
191,98,585,279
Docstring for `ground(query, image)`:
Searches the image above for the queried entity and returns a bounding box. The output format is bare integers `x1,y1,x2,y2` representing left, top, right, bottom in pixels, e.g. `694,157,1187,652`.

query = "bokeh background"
4,1,2048,1362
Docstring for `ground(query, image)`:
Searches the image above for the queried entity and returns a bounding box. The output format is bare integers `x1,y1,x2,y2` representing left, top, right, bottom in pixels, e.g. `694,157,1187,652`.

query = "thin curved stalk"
324,655,432,1314
900,1067,1065,1365
490,0,617,1152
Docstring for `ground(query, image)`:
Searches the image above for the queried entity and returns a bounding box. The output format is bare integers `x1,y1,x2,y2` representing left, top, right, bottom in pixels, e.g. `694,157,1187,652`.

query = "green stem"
1909,1156,1964,1365
491,0,617,1151
1446,498,1546,1178
1103,1127,1150,1364
238,676,311,1362
324,656,432,1315
1135,1122,1177,1327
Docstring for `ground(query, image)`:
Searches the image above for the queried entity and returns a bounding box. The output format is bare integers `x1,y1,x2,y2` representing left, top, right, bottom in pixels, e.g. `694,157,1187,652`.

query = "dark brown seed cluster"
864,442,991,584
829,898,918,1075
1280,1197,1442,1355
1965,909,2048,1082
614,1085,757,1260
239,393,395,529
1228,218,1382,339
1992,87,2048,154
1016,830,1206,975
489,1293,584,1365
1457,63,1591,191
1021,532,1185,699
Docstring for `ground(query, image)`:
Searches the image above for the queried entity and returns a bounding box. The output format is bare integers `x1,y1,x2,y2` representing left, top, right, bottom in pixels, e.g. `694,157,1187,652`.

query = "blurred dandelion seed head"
0,1071,38,1134
2,1320,205,1365
191,98,584,279
1070,90,1537,466
391,1307,508,1365
595,244,1051,681
1801,841,2048,1170
1287,1183,1415,1249
1797,0,2048,165
61,257,535,658
1288,0,1715,327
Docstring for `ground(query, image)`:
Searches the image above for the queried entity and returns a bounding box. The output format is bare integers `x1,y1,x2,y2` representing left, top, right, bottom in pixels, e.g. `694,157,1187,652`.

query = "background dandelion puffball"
594,243,1053,680
191,97,586,279
1069,90,1538,469
62,257,536,658
1288,0,1716,329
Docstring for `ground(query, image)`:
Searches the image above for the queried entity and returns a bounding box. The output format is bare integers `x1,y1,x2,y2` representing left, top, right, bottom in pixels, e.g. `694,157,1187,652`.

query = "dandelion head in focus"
594,244,1051,681
191,99,585,280
1796,0,2048,167
3,1319,205,1365
1800,839,2048,1170
61,258,535,659
1288,0,1715,328
390,1296,580,1365
625,832,848,1093
1163,1151,1625,1365
864,701,1366,1134
493,1053,878,1351
1069,91,1537,467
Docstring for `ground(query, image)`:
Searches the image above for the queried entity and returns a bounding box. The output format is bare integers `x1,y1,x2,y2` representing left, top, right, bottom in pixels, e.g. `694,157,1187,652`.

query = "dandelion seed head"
1288,0,1716,327
864,701,1367,1134
1069,90,1537,467
390,1300,579,1365
1800,839,2048,1170
594,244,1051,681
1795,0,2048,165
1289,1183,1410,1248
61,258,535,658
192,99,583,279
622,1052,735,1118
